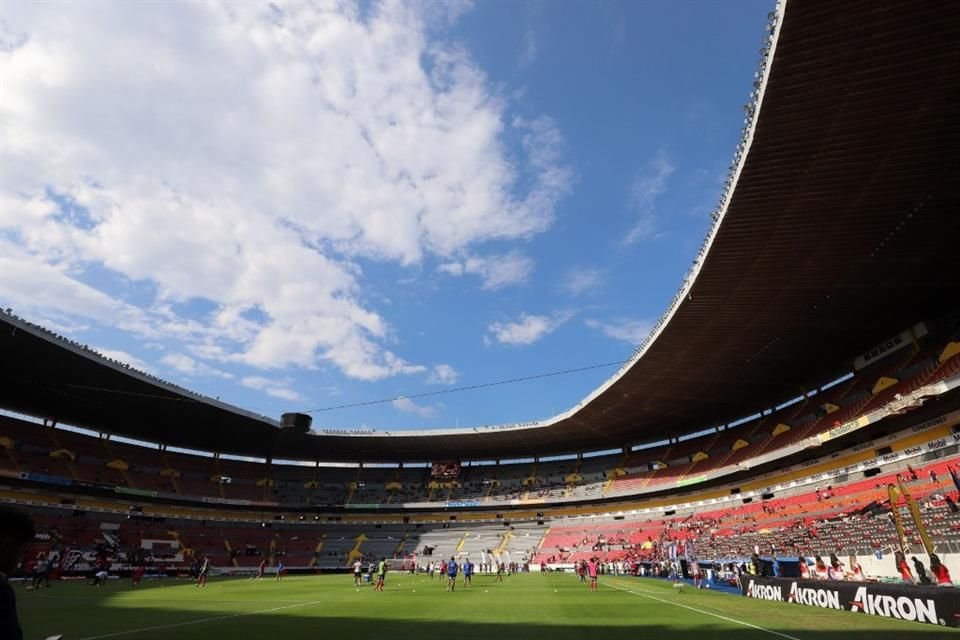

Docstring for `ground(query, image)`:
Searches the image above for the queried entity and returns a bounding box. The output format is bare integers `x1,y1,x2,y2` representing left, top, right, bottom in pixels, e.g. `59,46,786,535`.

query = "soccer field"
18,573,959,640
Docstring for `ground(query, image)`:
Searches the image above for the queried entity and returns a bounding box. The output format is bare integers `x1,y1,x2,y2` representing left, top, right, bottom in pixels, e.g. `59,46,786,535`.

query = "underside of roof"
2,0,959,462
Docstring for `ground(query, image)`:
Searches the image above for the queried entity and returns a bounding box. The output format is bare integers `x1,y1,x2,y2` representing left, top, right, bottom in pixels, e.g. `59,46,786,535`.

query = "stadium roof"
2,0,959,462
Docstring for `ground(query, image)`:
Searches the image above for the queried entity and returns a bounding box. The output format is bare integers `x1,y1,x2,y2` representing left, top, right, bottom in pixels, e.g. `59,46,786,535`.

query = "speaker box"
280,412,312,433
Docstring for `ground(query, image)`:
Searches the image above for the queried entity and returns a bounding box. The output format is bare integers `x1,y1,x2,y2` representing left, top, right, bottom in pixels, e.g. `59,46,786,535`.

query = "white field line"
78,599,325,640
602,578,803,640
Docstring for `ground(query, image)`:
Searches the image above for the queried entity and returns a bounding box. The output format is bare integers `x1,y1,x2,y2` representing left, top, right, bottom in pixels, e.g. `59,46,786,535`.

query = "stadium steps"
100,437,136,489
1,444,22,473
536,528,551,553
223,538,240,568
268,533,278,566
494,530,514,557
212,457,226,499
676,432,722,481
919,344,960,385
455,531,469,553
307,533,327,567
159,451,183,495
346,532,368,564
45,426,80,482
168,529,189,557
392,533,408,557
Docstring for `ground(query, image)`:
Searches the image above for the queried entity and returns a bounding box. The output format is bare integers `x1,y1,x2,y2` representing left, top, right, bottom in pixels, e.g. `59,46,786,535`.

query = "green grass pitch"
18,573,959,639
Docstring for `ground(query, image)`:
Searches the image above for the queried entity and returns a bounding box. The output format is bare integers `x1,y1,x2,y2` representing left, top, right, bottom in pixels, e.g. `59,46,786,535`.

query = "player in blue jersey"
463,558,473,588
446,557,458,591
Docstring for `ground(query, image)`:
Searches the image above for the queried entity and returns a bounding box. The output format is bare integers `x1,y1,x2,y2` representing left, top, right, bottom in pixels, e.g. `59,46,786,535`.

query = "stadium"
2,1,960,639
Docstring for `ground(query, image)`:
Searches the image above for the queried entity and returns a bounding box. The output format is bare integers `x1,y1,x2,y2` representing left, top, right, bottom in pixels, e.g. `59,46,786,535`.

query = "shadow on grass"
15,578,960,640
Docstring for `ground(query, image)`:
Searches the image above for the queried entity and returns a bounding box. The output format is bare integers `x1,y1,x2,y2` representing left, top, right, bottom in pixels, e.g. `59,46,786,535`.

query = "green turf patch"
16,574,959,639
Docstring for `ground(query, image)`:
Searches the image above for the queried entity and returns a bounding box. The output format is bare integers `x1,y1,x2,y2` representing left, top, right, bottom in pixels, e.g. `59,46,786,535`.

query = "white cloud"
427,364,459,385
94,347,151,373
585,318,652,345
240,376,301,402
161,353,233,379
562,267,603,296
392,396,436,418
518,29,538,68
438,252,534,290
487,312,571,346
0,1,571,381
625,153,674,243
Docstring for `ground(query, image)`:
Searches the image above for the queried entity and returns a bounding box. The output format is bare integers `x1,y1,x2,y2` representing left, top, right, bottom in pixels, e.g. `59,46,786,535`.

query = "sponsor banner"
742,577,958,628
854,323,927,371
345,503,380,509
819,415,872,444
910,410,960,434
676,474,707,487
21,472,73,486
114,487,158,498
199,496,252,506
447,500,479,508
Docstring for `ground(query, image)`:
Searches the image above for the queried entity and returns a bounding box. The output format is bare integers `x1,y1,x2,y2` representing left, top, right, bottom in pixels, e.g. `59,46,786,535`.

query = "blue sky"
0,0,772,433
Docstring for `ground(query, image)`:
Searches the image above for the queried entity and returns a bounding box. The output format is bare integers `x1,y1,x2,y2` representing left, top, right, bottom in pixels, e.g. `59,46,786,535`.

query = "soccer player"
276,560,285,582
0,505,35,640
131,563,145,587
353,559,363,586
32,553,50,589
446,557,458,592
587,557,598,592
255,558,266,580
495,562,504,582
375,557,386,591
197,556,210,587
463,559,472,588
93,565,109,587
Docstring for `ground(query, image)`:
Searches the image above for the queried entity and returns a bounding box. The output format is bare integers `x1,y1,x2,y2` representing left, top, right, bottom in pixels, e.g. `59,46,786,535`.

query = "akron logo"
787,582,840,609
745,581,783,601
848,587,941,625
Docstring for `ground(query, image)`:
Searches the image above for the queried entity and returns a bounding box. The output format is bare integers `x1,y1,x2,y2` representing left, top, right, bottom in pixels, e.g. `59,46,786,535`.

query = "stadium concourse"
3,0,960,638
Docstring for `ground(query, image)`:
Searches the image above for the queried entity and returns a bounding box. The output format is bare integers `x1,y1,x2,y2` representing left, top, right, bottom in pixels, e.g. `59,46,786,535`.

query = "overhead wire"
299,359,630,413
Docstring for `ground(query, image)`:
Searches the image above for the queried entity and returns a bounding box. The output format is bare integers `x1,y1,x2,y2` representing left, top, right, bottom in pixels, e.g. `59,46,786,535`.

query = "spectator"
847,555,865,581
813,556,829,579
798,556,810,579
827,554,844,580
929,555,953,587
913,557,931,585
896,550,914,584
0,505,36,640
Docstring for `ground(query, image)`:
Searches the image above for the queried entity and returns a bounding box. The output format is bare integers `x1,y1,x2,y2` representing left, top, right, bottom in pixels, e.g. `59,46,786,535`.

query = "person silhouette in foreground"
0,505,36,640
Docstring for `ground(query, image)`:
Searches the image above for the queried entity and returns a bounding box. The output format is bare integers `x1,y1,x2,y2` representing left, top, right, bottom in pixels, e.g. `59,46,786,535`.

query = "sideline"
601,578,803,640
